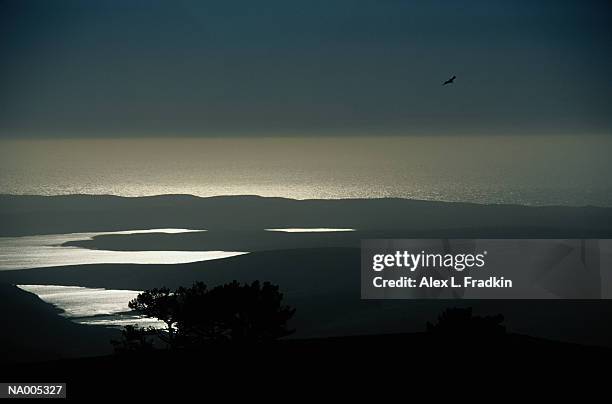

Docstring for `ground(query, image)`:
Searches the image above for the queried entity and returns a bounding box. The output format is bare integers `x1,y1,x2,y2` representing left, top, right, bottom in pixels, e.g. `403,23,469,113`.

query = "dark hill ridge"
1,194,611,236
63,226,612,252
0,248,361,293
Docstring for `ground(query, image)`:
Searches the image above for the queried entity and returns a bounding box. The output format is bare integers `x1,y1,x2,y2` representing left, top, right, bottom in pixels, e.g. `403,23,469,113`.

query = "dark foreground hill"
1,276,610,399
4,332,610,400
0,284,118,363
3,248,612,348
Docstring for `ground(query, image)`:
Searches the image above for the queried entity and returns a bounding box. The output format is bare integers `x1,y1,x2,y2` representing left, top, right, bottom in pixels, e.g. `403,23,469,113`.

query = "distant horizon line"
1,132,611,140
1,192,610,209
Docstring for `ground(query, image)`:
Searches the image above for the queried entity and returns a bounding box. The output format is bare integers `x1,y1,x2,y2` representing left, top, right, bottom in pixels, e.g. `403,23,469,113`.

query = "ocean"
1,135,611,206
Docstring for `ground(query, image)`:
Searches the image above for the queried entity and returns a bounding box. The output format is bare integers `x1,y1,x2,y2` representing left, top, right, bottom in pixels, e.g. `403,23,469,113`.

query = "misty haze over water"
1,135,611,206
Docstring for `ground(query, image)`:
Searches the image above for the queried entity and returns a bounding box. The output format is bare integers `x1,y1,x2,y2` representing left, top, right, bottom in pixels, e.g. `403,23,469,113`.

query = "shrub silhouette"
120,280,295,351
426,307,505,337
111,325,156,354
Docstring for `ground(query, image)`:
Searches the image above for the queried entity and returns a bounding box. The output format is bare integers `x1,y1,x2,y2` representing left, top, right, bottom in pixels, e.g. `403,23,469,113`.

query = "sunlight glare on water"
1,136,611,206
17,284,165,328
0,229,246,271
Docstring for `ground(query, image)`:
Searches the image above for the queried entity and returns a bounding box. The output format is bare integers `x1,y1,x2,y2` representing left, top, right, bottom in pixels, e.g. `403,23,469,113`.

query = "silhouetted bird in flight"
443,75,456,86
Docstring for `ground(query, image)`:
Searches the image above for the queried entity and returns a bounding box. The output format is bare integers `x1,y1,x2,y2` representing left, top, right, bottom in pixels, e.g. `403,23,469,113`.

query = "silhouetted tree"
176,281,295,344
126,281,295,350
128,287,178,346
426,307,505,337
111,325,155,354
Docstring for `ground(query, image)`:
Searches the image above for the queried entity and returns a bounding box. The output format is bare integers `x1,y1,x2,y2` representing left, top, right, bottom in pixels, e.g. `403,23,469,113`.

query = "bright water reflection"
0,229,246,271
17,284,165,328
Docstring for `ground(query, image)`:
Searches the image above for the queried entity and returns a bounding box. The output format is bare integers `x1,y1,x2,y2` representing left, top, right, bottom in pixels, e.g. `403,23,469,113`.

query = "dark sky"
1,0,611,137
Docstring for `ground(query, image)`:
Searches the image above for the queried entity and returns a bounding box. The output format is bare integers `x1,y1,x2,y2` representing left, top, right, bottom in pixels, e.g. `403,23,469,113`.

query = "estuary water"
2,228,348,327
1,228,246,328
16,284,165,328
0,229,246,271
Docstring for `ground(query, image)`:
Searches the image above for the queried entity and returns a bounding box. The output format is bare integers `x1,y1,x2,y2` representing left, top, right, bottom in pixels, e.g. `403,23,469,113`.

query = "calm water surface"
2,228,247,327
0,229,246,271
17,284,165,328
1,136,611,206
2,228,355,327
